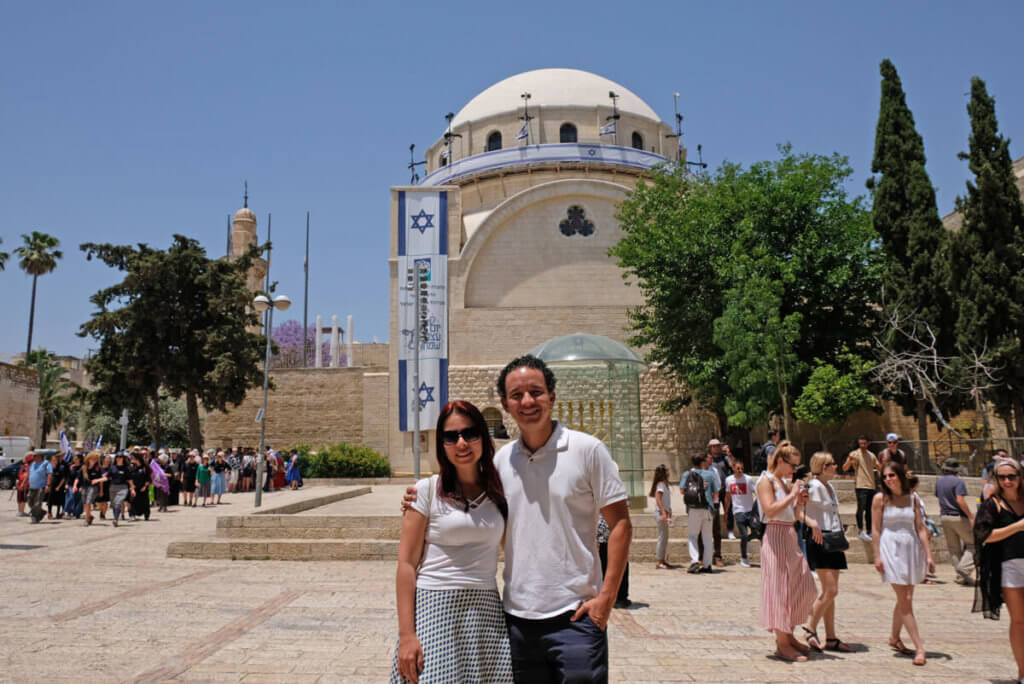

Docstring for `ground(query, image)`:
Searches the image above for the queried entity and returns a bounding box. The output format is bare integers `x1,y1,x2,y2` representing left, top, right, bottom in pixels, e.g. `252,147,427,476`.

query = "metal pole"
412,264,421,480
119,409,128,451
303,211,310,367
255,214,272,508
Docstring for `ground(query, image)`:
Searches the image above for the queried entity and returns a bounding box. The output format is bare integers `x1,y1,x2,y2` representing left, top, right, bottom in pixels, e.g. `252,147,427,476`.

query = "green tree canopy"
79,235,267,448
794,350,878,442
14,231,62,359
17,349,79,446
947,76,1024,438
611,146,879,434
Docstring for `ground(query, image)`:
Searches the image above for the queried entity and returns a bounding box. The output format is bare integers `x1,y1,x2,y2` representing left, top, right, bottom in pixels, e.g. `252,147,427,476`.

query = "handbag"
803,480,849,552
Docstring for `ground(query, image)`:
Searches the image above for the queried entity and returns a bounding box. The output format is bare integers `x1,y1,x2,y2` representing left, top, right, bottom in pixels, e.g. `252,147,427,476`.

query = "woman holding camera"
756,441,817,662
801,452,853,653
872,461,935,666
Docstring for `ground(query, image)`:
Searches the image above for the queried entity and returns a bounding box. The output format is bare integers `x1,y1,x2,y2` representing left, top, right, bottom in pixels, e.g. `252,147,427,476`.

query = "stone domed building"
388,68,716,483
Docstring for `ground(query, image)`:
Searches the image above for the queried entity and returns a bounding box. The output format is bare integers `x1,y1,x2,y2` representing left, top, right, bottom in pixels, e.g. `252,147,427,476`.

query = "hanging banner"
397,190,448,432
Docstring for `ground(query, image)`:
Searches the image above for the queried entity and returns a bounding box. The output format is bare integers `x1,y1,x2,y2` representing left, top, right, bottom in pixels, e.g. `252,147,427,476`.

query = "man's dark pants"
27,488,46,522
855,488,876,534
698,500,723,561
734,511,753,559
505,610,608,683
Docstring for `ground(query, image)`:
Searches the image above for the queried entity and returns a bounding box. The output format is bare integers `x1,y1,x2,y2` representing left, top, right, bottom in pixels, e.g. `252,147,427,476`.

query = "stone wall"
0,362,40,440
203,366,388,451
349,343,388,368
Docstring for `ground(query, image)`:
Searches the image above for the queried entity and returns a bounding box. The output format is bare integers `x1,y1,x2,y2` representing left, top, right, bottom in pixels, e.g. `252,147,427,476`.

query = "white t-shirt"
496,422,628,619
724,474,757,514
653,481,672,516
411,476,504,591
805,479,842,532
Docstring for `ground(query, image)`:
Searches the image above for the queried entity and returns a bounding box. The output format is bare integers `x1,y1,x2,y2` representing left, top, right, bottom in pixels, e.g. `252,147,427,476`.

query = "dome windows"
486,131,502,152
559,123,578,143
631,132,644,150
559,205,595,237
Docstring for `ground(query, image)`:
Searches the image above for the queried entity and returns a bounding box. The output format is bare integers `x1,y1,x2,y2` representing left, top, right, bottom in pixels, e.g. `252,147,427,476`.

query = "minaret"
230,181,266,294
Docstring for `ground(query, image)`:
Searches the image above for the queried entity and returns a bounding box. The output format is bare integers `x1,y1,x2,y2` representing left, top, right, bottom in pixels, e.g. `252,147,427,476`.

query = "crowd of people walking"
14,445,302,524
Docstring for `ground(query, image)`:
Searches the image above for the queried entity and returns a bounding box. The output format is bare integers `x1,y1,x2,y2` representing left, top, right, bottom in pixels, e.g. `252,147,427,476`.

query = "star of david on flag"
410,209,434,234
417,382,435,409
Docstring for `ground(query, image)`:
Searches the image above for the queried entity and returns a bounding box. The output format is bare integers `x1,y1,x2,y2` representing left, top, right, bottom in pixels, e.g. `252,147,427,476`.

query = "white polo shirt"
495,421,628,619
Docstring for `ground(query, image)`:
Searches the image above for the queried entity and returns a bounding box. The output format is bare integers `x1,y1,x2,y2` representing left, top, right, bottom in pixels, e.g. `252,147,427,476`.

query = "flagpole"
303,211,310,367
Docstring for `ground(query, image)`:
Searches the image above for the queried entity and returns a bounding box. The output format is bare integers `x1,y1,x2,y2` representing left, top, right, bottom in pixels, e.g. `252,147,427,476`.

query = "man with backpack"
681,452,721,574
752,429,782,475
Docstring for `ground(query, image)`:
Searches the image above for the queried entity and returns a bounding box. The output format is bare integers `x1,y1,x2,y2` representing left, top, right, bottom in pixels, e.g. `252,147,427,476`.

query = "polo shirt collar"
518,421,569,461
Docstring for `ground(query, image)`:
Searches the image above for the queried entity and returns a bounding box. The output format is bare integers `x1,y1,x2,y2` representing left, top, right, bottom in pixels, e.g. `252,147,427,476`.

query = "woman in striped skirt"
392,400,512,684
756,441,818,662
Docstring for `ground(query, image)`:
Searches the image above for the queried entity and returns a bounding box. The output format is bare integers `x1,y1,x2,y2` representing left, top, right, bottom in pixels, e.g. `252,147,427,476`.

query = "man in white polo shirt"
406,355,631,682
495,354,631,683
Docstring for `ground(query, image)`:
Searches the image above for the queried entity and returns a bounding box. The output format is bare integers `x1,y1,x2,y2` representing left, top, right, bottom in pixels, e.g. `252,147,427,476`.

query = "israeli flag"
398,358,447,432
96,435,102,449
516,121,529,141
599,120,616,136
60,430,71,461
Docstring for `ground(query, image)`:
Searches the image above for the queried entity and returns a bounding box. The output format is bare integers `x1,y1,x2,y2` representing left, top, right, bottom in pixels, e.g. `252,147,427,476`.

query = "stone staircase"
168,475,979,563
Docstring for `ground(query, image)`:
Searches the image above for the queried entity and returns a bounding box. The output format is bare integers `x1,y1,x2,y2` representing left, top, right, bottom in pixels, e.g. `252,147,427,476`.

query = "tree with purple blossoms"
272,320,342,368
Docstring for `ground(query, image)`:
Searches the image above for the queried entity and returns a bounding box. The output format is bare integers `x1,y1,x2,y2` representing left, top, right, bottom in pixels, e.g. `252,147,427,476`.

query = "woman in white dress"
872,461,936,666
392,400,512,684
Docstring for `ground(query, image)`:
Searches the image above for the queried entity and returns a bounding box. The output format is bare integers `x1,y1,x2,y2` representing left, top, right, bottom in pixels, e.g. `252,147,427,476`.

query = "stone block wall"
203,366,388,451
0,362,40,440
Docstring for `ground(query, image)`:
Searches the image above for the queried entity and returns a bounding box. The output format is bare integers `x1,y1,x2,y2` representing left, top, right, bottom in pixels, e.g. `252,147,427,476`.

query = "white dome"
450,68,660,128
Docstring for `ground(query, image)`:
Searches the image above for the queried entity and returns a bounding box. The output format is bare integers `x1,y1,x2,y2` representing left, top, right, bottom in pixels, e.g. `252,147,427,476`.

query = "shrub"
290,442,391,478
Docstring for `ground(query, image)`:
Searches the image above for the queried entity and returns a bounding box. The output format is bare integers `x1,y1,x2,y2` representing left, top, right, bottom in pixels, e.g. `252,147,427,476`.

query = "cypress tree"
867,59,953,458
948,77,1024,439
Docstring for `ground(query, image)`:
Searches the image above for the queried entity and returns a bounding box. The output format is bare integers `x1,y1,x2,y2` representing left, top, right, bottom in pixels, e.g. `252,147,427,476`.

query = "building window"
486,131,502,152
439,153,447,167
560,123,577,143
559,205,595,237
632,132,644,150
483,407,508,439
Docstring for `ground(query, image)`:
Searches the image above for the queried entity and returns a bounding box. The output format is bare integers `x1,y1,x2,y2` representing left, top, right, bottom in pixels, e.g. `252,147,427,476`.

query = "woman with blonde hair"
756,441,817,661
800,452,853,653
974,457,1024,682
872,461,935,666
649,464,676,569
80,451,105,526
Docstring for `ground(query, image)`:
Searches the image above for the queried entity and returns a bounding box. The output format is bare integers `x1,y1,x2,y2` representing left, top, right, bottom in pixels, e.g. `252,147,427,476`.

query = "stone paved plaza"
0,487,1018,683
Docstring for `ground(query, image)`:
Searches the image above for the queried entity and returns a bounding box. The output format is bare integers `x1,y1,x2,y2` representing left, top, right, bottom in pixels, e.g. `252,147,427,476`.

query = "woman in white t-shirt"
801,452,854,654
649,464,676,569
392,400,512,684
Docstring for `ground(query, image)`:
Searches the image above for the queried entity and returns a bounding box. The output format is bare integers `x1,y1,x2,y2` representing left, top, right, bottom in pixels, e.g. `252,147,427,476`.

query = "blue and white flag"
96,435,102,449
516,121,529,141
599,120,616,136
60,430,71,461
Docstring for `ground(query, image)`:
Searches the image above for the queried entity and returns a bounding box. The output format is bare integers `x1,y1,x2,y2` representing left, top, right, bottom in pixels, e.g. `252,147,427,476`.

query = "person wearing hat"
935,457,975,585
880,433,907,468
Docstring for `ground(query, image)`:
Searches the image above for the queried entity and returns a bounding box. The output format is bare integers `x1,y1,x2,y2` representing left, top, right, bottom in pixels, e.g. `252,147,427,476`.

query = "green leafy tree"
794,350,878,444
866,59,956,458
0,236,9,271
14,231,63,359
947,77,1024,440
17,349,78,446
80,235,267,448
612,146,878,436
78,392,190,448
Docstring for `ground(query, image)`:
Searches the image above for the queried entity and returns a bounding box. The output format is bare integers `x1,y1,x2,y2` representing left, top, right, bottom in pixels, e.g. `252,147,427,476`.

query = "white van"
0,436,32,468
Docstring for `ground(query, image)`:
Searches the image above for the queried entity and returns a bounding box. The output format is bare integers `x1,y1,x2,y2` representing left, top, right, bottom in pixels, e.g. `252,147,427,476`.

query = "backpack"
683,470,708,509
752,443,769,473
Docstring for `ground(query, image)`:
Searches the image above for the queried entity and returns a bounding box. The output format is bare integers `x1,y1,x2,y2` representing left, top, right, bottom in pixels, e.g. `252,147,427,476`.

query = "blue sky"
1,1,1021,358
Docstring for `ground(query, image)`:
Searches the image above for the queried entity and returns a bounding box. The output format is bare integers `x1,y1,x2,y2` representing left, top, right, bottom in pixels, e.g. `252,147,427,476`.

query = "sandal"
824,637,855,653
912,650,926,666
801,627,822,652
889,638,914,656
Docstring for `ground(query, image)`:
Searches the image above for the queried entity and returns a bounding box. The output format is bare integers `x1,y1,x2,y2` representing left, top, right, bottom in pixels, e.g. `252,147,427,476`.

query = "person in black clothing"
108,452,132,526
974,457,1024,682
129,452,152,521
46,453,66,520
81,452,105,526
181,451,199,507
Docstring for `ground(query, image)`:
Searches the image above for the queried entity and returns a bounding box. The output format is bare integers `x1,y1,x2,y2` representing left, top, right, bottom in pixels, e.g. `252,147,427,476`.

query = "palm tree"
0,236,9,270
14,231,62,358
20,350,77,446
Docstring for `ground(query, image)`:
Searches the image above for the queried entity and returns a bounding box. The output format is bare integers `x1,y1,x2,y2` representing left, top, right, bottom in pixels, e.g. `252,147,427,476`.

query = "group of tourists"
388,352,1024,683
14,445,303,525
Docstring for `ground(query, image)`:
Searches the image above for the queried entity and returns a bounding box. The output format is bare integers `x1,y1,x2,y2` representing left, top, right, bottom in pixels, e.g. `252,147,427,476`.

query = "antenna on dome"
243,180,248,208
443,112,462,167
408,144,426,184
518,92,533,146
606,91,620,145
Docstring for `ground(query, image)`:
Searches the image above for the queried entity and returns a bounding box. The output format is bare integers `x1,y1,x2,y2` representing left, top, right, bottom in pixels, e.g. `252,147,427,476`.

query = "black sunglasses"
997,473,1020,481
442,427,482,445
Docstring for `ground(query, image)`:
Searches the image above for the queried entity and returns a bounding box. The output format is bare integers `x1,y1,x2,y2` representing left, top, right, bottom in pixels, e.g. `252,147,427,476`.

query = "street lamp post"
253,292,291,507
